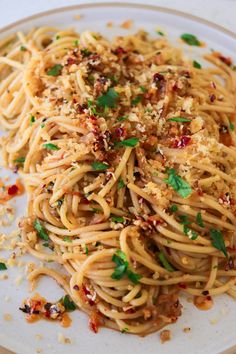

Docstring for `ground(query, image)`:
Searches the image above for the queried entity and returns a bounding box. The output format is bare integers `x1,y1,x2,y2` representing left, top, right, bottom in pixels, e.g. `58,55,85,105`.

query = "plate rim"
0,3,235,354
0,1,235,41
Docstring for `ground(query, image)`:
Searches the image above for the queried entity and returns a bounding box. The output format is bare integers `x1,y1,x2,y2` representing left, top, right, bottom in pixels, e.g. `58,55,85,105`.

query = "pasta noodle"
0,27,236,336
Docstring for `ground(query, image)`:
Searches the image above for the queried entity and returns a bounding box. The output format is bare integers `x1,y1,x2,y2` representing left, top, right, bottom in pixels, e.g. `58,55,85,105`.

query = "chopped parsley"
118,178,125,189
63,237,72,243
180,33,201,46
87,99,98,115
118,115,128,122
14,157,25,164
228,118,234,131
196,212,204,228
47,64,63,76
115,137,139,148
34,219,49,241
60,295,76,311
131,96,142,106
55,35,61,40
169,204,178,213
111,250,142,284
121,327,129,333
139,86,147,93
111,216,125,223
210,228,228,258
30,115,35,125
41,123,45,128
0,262,7,270
178,214,198,240
91,161,109,170
20,46,27,51
73,39,79,46
43,143,59,151
164,168,192,198
97,88,119,108
193,60,202,69
156,30,164,36
158,251,175,272
81,48,92,57
168,117,191,123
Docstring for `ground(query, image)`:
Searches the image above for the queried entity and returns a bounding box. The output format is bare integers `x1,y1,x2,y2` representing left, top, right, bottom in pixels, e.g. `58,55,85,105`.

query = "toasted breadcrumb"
160,329,171,343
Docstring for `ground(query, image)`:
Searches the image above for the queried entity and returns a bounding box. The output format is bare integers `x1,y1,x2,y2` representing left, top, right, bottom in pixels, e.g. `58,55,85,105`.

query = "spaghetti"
0,27,236,335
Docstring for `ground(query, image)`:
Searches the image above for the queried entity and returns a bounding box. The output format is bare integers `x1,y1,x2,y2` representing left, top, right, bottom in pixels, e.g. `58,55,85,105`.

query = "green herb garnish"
168,117,191,123
20,46,27,51
73,39,79,46
61,295,76,311
91,161,109,170
14,157,25,164
196,212,204,228
156,30,164,36
111,250,142,284
41,123,45,128
169,204,178,213
164,168,192,198
158,251,175,272
34,219,49,241
81,48,92,57
131,96,142,106
115,137,139,148
228,118,234,131
47,64,63,76
111,216,125,223
0,262,7,270
97,88,119,109
55,35,61,40
121,327,129,333
183,226,198,240
118,178,125,189
210,228,228,258
63,237,72,243
43,143,59,151
193,60,202,69
30,115,35,125
139,86,147,93
118,115,128,122
180,33,201,46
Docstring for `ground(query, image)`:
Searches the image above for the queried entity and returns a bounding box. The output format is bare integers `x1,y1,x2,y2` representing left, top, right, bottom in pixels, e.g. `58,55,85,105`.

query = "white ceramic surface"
0,4,236,354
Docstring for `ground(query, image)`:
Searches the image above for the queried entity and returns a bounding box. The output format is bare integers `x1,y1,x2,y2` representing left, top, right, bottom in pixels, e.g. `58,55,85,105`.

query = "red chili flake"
89,311,101,333
114,47,127,55
173,136,191,149
219,55,232,66
153,73,165,83
82,285,95,306
67,57,76,65
206,296,212,301
7,184,18,196
178,283,187,289
209,94,216,102
81,197,90,204
124,308,136,314
76,104,87,113
218,193,233,206
114,127,125,138
73,285,80,290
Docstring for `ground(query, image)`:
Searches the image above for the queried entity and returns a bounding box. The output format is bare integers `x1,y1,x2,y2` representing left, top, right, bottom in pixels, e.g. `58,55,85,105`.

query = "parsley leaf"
111,250,142,283
118,115,128,122
193,60,202,69
156,30,164,36
91,161,109,170
210,228,228,258
47,64,63,76
164,169,192,198
111,216,124,223
158,251,175,272
14,157,25,164
60,295,77,311
196,212,204,227
168,117,191,123
118,178,125,189
131,96,142,106
228,118,234,131
169,204,178,213
139,86,147,93
63,237,72,243
115,137,139,148
73,39,79,46
183,226,198,240
34,219,49,241
43,143,59,151
0,262,7,270
181,33,201,46
30,115,35,125
81,48,92,57
97,88,119,108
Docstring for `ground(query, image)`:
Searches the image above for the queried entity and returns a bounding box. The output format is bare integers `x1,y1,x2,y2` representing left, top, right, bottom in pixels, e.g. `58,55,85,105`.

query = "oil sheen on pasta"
0,27,236,336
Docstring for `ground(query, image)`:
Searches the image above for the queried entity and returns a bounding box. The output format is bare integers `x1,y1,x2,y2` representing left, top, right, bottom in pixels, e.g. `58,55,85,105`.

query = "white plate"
0,3,236,354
